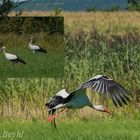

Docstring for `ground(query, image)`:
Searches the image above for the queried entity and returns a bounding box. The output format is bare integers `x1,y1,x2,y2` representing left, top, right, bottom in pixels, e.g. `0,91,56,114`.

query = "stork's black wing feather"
63,92,75,104
46,96,64,110
36,47,47,53
17,57,26,64
11,57,26,64
80,75,130,107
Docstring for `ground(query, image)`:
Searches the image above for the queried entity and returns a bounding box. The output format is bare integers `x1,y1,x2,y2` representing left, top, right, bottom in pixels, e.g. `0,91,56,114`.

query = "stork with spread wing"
46,75,130,128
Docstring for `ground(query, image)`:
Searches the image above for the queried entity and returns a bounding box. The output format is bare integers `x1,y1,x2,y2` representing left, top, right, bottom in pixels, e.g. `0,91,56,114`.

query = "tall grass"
64,12,140,120
0,78,65,120
0,12,140,121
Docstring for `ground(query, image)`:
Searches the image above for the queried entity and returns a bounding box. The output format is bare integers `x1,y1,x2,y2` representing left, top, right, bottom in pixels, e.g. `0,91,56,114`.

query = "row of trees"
0,0,14,17
86,0,140,12
128,0,140,11
0,17,64,34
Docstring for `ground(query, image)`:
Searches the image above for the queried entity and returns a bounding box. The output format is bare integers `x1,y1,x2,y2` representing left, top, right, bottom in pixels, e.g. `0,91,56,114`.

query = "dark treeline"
86,0,140,12
0,17,64,35
0,0,64,35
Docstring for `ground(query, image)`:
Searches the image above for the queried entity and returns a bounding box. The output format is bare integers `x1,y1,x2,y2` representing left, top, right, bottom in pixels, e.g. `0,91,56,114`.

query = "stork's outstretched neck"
93,105,112,114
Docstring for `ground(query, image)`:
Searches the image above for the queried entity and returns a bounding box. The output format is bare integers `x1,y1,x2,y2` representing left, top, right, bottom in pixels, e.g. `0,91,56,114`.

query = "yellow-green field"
9,11,140,33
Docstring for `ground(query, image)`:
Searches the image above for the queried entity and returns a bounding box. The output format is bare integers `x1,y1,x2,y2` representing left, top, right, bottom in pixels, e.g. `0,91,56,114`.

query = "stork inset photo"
0,17,64,77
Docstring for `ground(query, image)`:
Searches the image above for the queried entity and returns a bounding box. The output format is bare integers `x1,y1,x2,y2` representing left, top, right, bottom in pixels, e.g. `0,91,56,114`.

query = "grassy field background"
0,33,64,77
0,11,140,139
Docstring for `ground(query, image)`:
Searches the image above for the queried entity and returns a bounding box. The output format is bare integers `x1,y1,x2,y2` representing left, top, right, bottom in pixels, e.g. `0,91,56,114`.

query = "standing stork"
1,46,26,64
46,75,130,127
28,36,47,53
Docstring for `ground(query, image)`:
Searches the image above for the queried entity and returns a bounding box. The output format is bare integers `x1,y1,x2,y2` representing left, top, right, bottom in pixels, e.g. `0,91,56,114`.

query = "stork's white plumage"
5,52,17,60
46,75,130,127
1,46,26,64
29,37,47,53
56,89,69,98
46,89,69,111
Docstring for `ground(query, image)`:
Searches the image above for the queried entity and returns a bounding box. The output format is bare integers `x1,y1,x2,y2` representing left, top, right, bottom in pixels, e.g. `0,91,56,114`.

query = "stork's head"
1,46,5,52
94,105,112,114
29,36,33,44
30,35,34,40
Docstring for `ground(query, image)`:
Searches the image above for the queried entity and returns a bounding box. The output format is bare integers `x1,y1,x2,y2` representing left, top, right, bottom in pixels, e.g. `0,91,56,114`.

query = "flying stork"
28,36,47,53
1,46,26,64
46,75,130,127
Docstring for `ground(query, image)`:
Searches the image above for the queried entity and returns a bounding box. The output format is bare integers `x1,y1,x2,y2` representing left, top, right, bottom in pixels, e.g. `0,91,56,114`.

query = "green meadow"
0,33,64,77
0,119,139,140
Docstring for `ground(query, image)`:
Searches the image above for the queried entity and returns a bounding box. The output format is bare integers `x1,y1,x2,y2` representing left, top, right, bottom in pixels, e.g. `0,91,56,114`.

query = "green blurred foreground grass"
0,119,139,140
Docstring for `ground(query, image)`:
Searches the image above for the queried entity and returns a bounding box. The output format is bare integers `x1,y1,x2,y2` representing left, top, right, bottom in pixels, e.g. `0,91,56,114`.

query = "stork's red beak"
103,108,112,114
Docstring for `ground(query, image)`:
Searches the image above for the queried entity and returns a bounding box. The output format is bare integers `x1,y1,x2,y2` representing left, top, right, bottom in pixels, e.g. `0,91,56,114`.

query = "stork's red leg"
48,108,68,122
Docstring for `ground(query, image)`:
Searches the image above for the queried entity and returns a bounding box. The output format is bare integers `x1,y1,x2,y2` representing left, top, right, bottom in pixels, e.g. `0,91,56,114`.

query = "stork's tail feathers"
38,48,47,53
18,57,26,64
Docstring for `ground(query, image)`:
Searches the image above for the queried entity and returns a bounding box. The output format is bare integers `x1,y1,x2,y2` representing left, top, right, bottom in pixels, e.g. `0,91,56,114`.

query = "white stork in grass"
1,46,26,64
46,75,130,128
29,36,47,53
